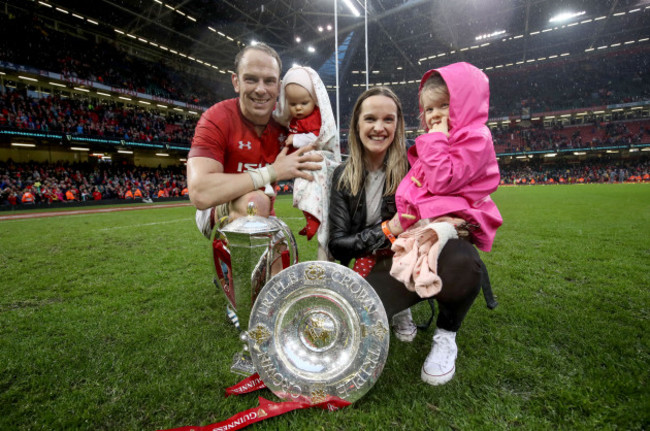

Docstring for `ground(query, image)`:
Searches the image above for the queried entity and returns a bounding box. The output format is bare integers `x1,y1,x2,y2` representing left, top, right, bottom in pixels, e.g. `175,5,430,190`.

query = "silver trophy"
211,202,298,375
212,203,389,403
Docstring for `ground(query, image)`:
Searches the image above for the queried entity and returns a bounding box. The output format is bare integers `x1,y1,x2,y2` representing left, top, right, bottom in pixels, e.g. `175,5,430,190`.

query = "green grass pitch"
1,184,648,430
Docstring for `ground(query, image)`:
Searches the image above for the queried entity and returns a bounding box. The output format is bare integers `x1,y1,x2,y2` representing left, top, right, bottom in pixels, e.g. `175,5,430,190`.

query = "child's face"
421,88,450,133
285,84,315,120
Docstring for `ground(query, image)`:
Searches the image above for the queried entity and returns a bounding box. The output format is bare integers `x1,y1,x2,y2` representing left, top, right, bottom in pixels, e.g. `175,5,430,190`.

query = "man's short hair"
234,43,282,75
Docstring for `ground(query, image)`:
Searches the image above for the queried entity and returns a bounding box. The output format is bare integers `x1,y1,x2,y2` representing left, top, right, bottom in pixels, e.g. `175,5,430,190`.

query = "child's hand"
388,213,404,236
285,134,294,147
428,116,449,136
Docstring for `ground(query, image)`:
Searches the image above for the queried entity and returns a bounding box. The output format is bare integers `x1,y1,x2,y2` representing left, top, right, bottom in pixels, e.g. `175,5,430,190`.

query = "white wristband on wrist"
247,165,277,189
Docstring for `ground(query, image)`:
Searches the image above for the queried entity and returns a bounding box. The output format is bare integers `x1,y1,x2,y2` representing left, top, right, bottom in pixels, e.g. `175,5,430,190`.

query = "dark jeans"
366,239,482,332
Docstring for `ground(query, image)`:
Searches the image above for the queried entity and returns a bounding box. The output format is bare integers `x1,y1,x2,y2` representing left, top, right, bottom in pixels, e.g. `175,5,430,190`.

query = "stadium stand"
2,155,647,208
499,157,650,185
0,86,195,145
0,3,648,209
0,13,223,107
0,160,188,208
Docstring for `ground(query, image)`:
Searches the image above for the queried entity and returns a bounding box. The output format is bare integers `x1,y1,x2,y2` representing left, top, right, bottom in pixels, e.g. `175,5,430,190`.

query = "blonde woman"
328,87,484,386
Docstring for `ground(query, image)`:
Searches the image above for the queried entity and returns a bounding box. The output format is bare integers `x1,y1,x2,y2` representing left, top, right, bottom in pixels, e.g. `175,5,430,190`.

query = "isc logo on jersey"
236,141,270,172
237,162,268,172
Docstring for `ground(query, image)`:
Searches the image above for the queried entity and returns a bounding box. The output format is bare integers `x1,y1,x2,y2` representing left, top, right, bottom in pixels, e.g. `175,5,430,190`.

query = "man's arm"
186,157,253,210
187,144,323,210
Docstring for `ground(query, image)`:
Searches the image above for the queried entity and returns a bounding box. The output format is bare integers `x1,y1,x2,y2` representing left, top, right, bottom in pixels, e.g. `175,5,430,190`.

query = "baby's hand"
285,134,294,147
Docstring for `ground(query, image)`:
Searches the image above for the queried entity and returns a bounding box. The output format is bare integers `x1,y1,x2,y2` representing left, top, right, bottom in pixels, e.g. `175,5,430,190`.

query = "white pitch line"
98,218,190,231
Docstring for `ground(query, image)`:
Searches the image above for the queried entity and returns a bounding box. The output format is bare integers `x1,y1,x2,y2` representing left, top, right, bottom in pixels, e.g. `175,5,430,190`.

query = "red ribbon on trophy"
158,374,350,431
224,373,267,397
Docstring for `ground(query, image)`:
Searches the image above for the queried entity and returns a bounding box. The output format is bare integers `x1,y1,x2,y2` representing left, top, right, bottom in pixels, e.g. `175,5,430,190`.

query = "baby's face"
285,84,315,120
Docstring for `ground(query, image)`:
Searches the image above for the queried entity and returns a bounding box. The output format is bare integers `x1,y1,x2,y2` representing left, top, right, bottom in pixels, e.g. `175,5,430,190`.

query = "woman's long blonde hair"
338,87,408,196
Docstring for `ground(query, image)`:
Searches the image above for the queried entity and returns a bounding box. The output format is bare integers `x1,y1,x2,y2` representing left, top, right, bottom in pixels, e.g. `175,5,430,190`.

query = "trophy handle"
268,216,299,268
210,226,236,309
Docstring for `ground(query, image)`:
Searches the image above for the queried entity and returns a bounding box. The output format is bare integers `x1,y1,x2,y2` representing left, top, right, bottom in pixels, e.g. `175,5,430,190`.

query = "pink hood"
419,62,490,134
396,62,502,251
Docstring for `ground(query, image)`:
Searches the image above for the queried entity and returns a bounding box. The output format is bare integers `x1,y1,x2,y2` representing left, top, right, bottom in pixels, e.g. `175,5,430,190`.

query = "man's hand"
272,144,324,182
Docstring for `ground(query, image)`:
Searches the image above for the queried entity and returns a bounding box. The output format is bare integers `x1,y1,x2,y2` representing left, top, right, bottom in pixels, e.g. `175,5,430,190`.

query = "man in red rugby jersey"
187,43,323,237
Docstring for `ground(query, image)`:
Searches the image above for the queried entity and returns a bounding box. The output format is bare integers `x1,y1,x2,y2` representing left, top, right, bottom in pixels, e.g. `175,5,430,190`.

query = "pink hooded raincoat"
395,62,503,252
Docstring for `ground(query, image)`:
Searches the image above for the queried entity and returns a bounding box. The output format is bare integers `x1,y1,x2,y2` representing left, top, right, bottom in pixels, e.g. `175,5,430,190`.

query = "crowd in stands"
0,160,188,207
491,118,650,153
3,78,647,152
3,9,650,133
0,13,223,107
2,8,650,154
499,158,650,185
0,86,196,145
376,49,650,125
2,156,648,208
487,50,650,118
1,7,649,208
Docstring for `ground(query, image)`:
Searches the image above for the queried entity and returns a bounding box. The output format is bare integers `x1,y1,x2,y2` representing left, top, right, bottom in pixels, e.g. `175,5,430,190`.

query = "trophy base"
230,351,256,376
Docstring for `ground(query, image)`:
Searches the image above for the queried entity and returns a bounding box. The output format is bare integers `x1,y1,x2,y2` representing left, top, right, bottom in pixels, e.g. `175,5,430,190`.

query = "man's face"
232,50,281,126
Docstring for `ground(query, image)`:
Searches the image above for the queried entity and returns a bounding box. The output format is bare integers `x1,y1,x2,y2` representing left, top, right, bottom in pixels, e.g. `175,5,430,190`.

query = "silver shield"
247,261,390,404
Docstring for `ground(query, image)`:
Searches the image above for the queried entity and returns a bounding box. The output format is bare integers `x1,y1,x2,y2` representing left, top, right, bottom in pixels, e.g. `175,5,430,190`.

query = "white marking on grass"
97,218,189,231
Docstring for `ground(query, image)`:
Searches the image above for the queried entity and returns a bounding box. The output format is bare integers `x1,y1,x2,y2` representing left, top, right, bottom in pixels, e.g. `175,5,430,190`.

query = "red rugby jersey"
189,98,287,174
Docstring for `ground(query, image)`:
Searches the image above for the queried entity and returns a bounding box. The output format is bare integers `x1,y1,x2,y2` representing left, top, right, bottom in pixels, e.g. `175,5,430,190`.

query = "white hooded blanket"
273,66,341,255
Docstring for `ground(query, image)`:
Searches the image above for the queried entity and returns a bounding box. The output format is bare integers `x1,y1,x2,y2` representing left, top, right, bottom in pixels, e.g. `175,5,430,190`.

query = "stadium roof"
7,0,650,90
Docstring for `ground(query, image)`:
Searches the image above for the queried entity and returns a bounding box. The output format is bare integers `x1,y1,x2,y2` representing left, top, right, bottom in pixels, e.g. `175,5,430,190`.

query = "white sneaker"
392,308,417,342
195,208,213,239
421,328,458,386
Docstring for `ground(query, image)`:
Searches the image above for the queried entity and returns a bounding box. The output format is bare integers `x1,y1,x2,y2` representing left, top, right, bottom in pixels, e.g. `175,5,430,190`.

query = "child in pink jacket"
385,62,503,386
388,62,502,295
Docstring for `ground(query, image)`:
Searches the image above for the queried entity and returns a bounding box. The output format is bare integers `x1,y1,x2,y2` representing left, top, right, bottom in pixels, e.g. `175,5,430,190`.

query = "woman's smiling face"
357,95,398,165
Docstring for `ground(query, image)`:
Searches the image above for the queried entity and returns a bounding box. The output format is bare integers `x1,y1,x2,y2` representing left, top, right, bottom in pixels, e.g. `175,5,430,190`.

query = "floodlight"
549,11,585,23
342,0,360,17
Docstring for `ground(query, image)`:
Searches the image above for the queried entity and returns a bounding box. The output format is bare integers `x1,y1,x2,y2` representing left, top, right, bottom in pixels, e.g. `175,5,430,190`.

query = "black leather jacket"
328,163,398,267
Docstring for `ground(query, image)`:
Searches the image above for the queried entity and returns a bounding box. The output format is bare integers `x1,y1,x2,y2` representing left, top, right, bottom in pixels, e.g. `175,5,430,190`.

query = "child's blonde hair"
418,73,449,129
